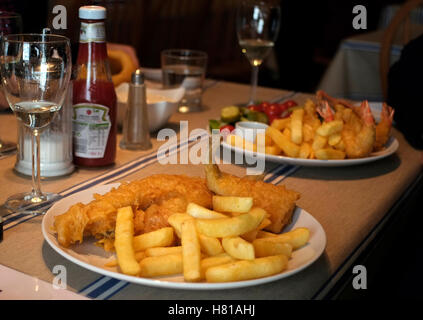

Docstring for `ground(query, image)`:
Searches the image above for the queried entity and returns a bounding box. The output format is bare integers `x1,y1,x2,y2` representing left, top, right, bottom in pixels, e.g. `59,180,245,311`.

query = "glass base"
4,192,59,214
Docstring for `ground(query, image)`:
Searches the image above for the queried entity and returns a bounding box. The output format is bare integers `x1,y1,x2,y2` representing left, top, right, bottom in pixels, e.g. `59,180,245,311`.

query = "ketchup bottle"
72,5,117,167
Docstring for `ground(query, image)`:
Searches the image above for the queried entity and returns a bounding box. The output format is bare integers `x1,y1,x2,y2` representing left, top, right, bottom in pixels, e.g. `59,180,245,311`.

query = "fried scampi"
317,90,394,153
53,175,213,248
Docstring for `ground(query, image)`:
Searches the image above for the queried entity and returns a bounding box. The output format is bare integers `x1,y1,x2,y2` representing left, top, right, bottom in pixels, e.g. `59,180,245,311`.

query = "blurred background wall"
5,0,405,93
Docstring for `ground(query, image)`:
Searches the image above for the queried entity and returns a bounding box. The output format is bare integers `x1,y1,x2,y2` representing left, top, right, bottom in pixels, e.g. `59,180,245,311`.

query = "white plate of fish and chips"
42,182,326,290
222,101,399,167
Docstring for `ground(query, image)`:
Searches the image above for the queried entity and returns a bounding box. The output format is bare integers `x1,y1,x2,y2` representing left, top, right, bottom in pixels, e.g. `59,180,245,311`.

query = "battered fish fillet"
205,163,300,233
54,174,213,247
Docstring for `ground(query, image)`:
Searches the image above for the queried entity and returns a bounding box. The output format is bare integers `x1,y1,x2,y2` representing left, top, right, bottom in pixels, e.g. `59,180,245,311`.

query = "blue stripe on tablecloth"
341,39,403,56
85,278,122,299
3,134,206,230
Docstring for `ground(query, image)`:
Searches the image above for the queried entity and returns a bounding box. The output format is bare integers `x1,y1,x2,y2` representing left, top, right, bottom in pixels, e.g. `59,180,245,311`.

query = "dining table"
0,80,421,300
317,24,423,102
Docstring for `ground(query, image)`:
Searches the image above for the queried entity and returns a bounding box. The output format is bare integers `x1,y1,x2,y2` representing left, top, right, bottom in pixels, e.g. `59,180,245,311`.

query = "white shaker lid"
79,6,106,20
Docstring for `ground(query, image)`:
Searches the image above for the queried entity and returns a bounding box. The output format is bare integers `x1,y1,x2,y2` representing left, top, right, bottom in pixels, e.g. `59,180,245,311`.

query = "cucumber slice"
221,106,241,123
247,111,268,124
209,119,222,131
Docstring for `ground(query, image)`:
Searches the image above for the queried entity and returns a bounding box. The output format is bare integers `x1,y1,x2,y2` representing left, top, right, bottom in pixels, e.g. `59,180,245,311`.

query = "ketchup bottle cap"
79,6,106,20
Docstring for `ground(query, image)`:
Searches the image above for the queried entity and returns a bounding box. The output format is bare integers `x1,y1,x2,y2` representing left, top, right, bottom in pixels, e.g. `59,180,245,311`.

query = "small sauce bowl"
234,121,269,143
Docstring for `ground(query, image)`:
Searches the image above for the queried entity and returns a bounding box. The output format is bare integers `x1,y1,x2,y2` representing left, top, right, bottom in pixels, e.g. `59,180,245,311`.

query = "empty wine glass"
0,11,22,155
236,0,281,106
0,33,72,213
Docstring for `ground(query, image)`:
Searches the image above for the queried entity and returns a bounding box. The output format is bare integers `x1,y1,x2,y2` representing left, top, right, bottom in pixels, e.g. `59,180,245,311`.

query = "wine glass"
236,0,281,106
0,11,23,155
0,33,72,213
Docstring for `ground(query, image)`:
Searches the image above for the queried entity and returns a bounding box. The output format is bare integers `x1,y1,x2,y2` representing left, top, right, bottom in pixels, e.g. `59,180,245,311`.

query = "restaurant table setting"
317,24,423,102
1,79,421,299
0,3,422,300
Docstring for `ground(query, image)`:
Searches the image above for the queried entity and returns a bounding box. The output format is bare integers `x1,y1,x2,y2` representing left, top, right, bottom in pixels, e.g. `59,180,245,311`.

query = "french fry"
266,126,300,158
328,132,342,146
133,227,174,252
342,108,352,122
290,108,304,144
334,103,345,113
181,219,202,282
167,213,193,238
222,236,255,260
298,142,311,159
205,255,289,283
212,196,253,213
240,229,259,242
139,254,183,277
187,202,227,219
145,246,182,257
253,239,293,258
195,207,266,238
316,120,343,137
312,134,327,151
199,234,224,256
114,206,141,276
302,123,315,143
271,118,291,131
200,253,237,279
315,148,346,160
241,217,272,242
266,227,310,250
334,139,345,151
256,230,278,238
265,145,281,155
255,132,273,147
104,251,146,268
226,135,257,152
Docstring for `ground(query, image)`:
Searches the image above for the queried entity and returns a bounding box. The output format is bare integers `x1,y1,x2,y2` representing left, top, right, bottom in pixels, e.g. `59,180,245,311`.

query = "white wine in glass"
237,0,281,106
0,33,72,214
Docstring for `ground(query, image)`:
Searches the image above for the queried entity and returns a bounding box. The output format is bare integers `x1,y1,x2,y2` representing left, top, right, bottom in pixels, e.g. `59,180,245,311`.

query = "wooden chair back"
380,0,423,100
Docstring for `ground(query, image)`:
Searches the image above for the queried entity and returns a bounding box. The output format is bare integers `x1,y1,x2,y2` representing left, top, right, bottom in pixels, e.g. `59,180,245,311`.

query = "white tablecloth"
317,26,423,101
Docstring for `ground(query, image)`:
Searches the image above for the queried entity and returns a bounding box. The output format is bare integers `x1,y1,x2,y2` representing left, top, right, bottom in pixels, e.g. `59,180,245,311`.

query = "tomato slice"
264,103,281,117
248,105,263,112
220,124,235,132
280,100,298,110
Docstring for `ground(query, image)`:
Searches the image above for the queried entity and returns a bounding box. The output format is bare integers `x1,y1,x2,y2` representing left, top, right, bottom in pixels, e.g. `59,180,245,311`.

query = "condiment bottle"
72,5,117,166
120,70,152,150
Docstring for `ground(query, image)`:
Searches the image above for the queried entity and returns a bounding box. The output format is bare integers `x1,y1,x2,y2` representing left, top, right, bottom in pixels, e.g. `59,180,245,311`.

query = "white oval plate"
42,183,326,290
222,102,399,167
222,136,399,167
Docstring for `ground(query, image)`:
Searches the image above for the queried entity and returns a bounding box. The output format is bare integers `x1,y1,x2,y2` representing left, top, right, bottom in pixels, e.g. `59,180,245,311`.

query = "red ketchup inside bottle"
72,8,117,167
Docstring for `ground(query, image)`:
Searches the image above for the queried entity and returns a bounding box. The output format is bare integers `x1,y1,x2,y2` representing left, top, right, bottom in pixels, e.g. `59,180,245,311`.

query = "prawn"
341,100,376,158
374,103,394,151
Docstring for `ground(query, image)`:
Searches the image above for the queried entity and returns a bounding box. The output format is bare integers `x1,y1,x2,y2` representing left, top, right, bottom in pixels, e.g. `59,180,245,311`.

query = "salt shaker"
120,70,152,150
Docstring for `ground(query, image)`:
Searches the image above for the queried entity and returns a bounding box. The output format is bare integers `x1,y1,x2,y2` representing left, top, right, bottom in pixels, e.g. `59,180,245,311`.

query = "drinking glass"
161,49,207,113
0,11,23,155
0,33,72,213
236,0,281,106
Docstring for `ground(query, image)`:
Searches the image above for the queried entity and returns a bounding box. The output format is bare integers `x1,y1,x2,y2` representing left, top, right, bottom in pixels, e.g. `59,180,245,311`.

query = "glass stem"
31,129,43,201
248,64,259,106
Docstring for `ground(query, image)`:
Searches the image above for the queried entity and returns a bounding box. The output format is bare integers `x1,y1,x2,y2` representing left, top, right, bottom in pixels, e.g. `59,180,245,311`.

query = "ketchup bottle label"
80,22,106,43
72,103,111,159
